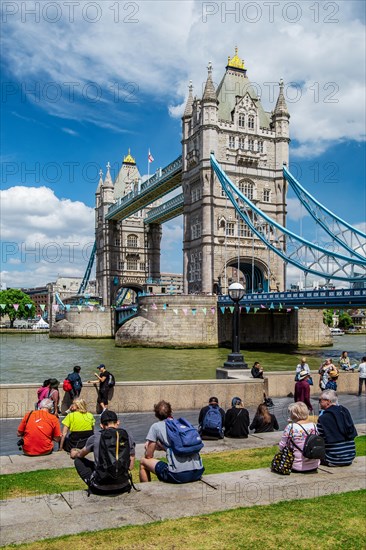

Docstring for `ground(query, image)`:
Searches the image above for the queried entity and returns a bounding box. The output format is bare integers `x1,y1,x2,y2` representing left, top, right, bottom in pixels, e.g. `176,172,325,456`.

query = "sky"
1,0,365,290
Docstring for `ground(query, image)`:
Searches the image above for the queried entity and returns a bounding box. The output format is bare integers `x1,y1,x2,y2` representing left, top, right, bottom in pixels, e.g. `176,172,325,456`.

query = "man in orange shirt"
17,398,61,456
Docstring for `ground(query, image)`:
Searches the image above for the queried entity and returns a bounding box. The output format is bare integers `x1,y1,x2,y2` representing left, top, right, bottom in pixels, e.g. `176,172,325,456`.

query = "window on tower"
238,114,245,127
239,180,254,200
226,222,235,237
238,137,245,149
263,189,270,202
258,141,264,153
127,257,138,270
127,234,138,248
228,135,235,148
248,115,254,129
248,139,254,151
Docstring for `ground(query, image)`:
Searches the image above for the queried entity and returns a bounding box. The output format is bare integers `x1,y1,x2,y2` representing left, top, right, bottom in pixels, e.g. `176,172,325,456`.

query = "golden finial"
227,47,245,70
123,148,136,164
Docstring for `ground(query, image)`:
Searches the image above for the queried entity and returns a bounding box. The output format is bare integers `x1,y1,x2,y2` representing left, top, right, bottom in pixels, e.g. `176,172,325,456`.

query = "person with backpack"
139,400,204,484
93,364,115,411
278,401,321,473
70,410,135,495
198,397,225,440
65,366,83,399
224,397,250,438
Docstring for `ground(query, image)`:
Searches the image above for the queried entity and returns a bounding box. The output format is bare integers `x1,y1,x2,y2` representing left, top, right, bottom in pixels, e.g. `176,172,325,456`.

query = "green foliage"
323,309,333,326
0,289,36,327
338,311,353,329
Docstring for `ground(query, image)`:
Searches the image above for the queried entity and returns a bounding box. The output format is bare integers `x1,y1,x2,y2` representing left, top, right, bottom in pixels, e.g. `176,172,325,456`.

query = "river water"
1,332,365,384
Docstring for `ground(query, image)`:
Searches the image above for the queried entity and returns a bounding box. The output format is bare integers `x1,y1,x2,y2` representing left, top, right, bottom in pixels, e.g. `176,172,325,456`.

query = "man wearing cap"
198,397,225,439
70,410,135,493
294,371,313,412
17,398,61,456
93,364,112,411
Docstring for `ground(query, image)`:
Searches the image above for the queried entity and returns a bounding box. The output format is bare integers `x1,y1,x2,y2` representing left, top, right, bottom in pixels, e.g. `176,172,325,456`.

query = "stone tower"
182,49,290,294
95,151,161,306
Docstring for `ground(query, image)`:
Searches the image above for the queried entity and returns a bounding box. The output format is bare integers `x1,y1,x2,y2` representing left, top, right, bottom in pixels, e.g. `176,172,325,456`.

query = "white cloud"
2,1,364,153
1,186,94,287
62,127,78,136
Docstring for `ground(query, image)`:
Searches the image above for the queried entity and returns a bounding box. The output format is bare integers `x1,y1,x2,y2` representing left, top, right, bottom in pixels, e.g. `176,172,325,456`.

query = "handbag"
271,431,294,475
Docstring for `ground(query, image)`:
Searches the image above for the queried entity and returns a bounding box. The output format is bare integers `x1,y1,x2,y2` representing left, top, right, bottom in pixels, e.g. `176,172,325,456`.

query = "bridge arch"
215,257,268,294
114,283,144,306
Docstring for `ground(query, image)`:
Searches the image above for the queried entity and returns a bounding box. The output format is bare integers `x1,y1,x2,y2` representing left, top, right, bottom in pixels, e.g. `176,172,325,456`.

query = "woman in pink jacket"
279,402,320,473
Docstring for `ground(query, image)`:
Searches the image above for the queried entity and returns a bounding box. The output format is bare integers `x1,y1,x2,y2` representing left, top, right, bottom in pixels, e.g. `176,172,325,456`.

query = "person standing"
93,364,113,411
294,371,313,412
17,399,61,456
224,397,250,438
358,356,366,396
66,366,83,399
295,357,310,381
317,390,357,466
319,359,336,390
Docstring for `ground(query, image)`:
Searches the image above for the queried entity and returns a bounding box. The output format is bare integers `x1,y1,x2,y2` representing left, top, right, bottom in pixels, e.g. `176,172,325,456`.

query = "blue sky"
1,0,365,288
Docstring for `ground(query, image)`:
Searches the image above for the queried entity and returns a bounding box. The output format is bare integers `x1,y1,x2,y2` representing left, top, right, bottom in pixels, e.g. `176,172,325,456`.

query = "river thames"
1,332,365,384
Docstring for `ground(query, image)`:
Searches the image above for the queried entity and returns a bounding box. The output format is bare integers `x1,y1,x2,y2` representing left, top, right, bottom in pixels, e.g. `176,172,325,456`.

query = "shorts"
97,389,109,405
154,461,204,484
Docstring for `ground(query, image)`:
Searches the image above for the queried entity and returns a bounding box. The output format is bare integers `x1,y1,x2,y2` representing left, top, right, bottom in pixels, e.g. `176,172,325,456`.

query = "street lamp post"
223,282,248,369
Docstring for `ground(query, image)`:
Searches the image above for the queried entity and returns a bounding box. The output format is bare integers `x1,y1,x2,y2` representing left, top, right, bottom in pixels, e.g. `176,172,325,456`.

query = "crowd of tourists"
15,355,365,496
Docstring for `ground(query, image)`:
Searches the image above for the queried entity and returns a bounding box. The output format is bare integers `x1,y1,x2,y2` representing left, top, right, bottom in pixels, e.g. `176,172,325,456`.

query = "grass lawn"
1,436,365,501
2,490,365,550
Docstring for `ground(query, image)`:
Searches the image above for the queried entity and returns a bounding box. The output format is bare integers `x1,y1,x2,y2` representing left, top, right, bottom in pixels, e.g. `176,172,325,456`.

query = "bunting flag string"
278,303,283,310
246,306,251,313
260,304,266,309
163,304,167,311
26,304,33,310
132,307,138,312
270,302,274,310
52,304,59,312
211,307,216,314
191,308,197,316
173,309,178,315
40,304,46,311
254,307,259,313
152,303,158,310
220,306,225,314
88,305,94,311
77,305,82,312
182,308,188,316
65,305,71,311
13,304,19,311
202,308,207,315
0,304,5,309
286,308,292,312
229,306,234,314
100,306,105,312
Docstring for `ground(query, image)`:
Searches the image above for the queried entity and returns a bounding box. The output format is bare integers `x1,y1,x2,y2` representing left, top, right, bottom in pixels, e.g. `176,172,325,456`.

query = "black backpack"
292,423,325,460
107,373,115,387
91,428,132,493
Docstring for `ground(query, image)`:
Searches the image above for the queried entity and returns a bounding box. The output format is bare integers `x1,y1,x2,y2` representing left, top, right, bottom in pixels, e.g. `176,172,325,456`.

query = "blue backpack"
165,418,204,456
202,405,223,432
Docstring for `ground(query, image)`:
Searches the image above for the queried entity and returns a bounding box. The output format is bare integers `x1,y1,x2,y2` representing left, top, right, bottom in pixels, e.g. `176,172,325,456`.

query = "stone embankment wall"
0,379,263,419
116,295,218,348
49,309,114,338
219,308,331,347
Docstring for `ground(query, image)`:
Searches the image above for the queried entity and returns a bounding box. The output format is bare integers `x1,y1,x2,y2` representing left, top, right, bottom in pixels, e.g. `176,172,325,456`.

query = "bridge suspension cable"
283,166,366,261
78,241,96,295
210,154,366,283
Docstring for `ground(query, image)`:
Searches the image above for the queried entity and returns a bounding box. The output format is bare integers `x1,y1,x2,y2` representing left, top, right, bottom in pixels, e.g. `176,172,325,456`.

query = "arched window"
238,137,245,149
238,114,245,127
248,115,254,129
248,139,254,151
127,234,138,248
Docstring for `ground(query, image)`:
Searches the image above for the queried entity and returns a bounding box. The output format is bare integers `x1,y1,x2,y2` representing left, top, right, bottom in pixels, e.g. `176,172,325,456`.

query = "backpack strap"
226,408,243,432
290,422,310,453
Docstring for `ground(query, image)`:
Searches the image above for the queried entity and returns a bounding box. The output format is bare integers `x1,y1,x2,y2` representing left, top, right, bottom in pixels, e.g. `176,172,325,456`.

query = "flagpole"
147,149,150,181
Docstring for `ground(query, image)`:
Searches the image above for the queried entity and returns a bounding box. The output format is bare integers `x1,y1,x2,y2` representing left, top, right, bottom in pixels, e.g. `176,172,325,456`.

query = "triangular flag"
278,303,283,310
182,308,188,316
286,308,292,312
100,306,105,312
173,309,178,315
77,305,82,312
211,307,216,314
163,304,167,311
220,306,225,314
0,304,5,309
294,306,299,310
26,303,33,310
52,304,59,312
40,304,46,311
89,305,94,311
132,307,138,312
202,308,207,315
229,306,234,314
260,304,266,309
152,303,158,310
246,306,251,313
191,308,197,316
142,307,148,312
13,304,19,311
254,308,259,313
270,302,274,310
65,305,71,311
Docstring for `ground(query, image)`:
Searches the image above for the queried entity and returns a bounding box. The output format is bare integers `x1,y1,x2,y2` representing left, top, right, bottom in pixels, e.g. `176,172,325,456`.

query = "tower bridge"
70,48,366,345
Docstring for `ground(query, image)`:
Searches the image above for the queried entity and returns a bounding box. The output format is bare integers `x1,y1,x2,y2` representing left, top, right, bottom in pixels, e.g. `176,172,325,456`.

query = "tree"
0,289,36,328
338,311,353,330
323,309,333,327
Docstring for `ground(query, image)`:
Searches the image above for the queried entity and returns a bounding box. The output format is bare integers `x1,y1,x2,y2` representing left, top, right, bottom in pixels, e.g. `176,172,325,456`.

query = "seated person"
224,397,250,438
317,390,357,467
279,402,320,473
250,403,279,433
339,351,355,372
71,410,135,495
17,398,61,456
251,362,264,379
59,398,95,452
139,400,204,484
198,397,225,439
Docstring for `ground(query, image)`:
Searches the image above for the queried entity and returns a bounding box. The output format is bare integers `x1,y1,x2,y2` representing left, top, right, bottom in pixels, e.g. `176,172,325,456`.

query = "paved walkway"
1,456,365,546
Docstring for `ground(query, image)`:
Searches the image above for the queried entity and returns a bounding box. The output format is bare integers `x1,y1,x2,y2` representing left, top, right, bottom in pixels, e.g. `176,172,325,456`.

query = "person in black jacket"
251,362,264,379
250,403,279,433
224,397,250,438
198,397,225,439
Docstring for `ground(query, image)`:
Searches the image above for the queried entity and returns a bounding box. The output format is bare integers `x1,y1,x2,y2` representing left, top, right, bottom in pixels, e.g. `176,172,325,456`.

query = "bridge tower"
182,49,290,294
95,151,160,306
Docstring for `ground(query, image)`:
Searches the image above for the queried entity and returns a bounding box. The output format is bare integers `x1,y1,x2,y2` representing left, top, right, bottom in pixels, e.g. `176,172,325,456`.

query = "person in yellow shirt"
59,398,95,452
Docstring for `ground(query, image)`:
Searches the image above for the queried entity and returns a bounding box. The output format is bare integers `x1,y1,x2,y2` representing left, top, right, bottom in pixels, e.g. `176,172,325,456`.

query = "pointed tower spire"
183,80,194,118
96,169,103,195
202,62,217,102
274,79,289,117
103,161,114,188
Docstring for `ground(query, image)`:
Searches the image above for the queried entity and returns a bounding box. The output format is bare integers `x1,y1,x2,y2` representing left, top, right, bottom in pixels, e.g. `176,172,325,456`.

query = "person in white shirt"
295,357,310,381
358,356,366,396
